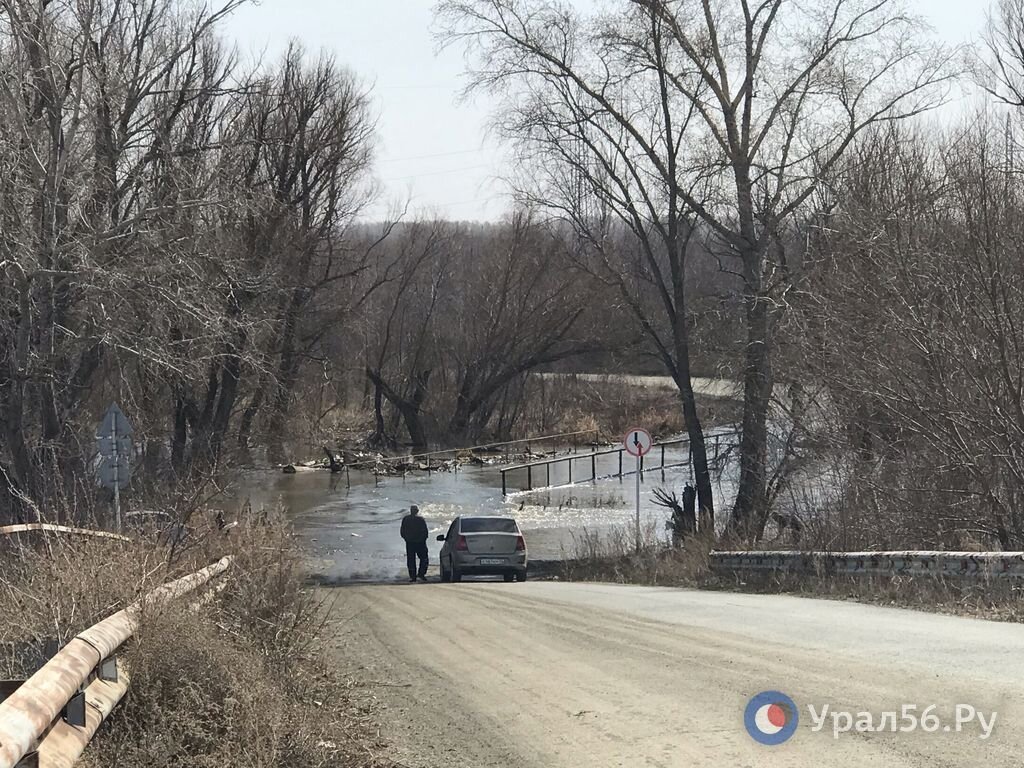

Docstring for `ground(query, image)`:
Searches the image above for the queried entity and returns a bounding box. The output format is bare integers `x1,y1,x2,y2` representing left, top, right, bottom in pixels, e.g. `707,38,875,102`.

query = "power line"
378,148,491,163
381,164,492,182
377,83,456,90
433,198,495,207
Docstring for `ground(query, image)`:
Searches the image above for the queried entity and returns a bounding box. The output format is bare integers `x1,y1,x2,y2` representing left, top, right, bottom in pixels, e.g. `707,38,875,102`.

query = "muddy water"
233,437,739,582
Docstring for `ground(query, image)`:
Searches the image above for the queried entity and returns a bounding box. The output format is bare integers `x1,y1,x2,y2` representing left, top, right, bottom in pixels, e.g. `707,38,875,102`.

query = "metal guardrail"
0,556,233,768
710,550,1024,577
500,429,740,495
0,524,130,543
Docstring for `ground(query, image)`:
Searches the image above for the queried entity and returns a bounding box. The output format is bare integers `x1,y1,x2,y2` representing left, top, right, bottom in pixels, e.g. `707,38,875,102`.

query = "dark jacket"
401,513,428,544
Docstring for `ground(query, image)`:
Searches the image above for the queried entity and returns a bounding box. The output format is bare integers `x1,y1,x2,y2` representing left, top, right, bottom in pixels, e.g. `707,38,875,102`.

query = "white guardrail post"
0,556,233,768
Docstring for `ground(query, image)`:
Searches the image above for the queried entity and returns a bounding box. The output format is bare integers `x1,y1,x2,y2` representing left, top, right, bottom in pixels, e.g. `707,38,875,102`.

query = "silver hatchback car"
437,516,528,582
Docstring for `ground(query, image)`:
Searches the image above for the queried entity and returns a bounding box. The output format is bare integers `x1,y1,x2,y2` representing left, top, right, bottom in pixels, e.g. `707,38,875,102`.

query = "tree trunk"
406,370,431,447
729,289,773,540
448,373,476,441
366,368,431,448
191,339,244,470
0,459,29,524
668,233,715,533
370,376,389,447
266,291,307,463
1,373,37,519
171,394,190,476
403,406,428,448
677,379,714,534
266,349,300,464
206,352,242,464
237,386,264,451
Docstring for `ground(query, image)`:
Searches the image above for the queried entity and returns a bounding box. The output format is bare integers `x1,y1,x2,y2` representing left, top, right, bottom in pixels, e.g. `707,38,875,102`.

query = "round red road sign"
623,427,653,457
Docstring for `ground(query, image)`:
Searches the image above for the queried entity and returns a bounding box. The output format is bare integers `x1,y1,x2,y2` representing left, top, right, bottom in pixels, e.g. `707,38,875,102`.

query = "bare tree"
793,116,1024,550
442,216,591,442
0,0,244,521
218,44,378,464
364,216,592,447
366,220,453,448
0,3,384,520
438,0,957,540
980,0,1024,107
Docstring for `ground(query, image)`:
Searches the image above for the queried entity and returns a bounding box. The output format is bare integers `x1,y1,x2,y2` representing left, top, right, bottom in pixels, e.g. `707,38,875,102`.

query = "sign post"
97,403,133,532
623,427,653,552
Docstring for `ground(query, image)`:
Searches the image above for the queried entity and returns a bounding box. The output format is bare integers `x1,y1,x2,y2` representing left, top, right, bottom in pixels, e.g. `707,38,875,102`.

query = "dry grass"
557,524,715,586
553,524,1024,624
0,515,395,768
517,375,739,442
714,569,1024,623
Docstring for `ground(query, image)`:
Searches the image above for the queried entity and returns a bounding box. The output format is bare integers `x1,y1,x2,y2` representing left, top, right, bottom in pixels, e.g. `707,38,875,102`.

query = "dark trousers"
406,541,428,579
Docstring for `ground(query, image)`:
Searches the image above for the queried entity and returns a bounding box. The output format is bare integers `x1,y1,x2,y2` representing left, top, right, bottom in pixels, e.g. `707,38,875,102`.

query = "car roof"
460,516,517,522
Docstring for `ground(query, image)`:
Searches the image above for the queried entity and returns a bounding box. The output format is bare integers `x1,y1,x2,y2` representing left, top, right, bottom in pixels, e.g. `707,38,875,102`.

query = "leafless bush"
559,524,714,586
0,537,166,677
784,112,1024,550
0,523,393,768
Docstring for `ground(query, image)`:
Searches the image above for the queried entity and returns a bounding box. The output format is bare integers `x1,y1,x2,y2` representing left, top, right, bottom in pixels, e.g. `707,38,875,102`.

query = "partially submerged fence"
710,550,1024,578
367,428,601,474
0,556,233,768
500,429,739,495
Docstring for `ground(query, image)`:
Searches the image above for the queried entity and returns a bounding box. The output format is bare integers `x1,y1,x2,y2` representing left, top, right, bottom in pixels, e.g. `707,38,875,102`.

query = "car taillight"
515,535,526,551
456,535,469,551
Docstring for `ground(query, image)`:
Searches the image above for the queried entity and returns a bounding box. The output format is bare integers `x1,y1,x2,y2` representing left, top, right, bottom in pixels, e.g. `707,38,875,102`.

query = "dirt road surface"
327,582,1024,767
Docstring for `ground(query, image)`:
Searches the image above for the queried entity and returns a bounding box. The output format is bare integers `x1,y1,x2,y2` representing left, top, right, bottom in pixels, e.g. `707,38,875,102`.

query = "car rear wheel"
440,561,451,582
515,570,527,582
450,559,462,583
503,573,514,583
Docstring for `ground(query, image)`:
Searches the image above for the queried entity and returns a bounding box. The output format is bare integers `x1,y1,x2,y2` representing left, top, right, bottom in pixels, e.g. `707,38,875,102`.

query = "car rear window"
460,518,518,533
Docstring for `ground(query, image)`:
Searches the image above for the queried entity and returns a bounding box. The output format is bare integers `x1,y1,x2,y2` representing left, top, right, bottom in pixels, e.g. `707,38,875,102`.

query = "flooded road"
235,435,739,582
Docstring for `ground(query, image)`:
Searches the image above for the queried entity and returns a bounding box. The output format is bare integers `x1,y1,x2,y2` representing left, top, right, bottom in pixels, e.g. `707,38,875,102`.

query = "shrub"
0,522,393,768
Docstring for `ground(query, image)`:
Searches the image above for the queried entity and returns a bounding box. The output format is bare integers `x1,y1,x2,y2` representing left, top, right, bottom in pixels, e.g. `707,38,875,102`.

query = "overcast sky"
223,1,988,222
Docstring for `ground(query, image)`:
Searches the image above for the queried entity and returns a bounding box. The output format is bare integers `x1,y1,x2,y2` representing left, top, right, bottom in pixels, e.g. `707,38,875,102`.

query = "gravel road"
327,582,1024,767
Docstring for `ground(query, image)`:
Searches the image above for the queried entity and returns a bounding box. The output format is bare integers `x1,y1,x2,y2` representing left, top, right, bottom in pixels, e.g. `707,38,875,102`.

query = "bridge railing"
0,556,233,768
499,429,740,495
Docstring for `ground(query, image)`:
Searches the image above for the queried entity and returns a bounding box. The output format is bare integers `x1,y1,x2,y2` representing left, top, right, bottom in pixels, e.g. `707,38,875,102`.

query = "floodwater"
538,372,743,399
233,430,739,582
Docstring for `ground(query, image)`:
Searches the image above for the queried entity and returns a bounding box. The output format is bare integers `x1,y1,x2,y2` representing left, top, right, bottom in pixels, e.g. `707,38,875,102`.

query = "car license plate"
480,558,505,565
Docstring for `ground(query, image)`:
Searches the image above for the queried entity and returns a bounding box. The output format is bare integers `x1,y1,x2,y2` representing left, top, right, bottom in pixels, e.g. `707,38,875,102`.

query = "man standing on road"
400,505,429,582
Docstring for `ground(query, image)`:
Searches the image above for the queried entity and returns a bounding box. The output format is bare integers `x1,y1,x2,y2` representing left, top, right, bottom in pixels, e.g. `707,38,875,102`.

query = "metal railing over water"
356,429,602,475
499,429,739,496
